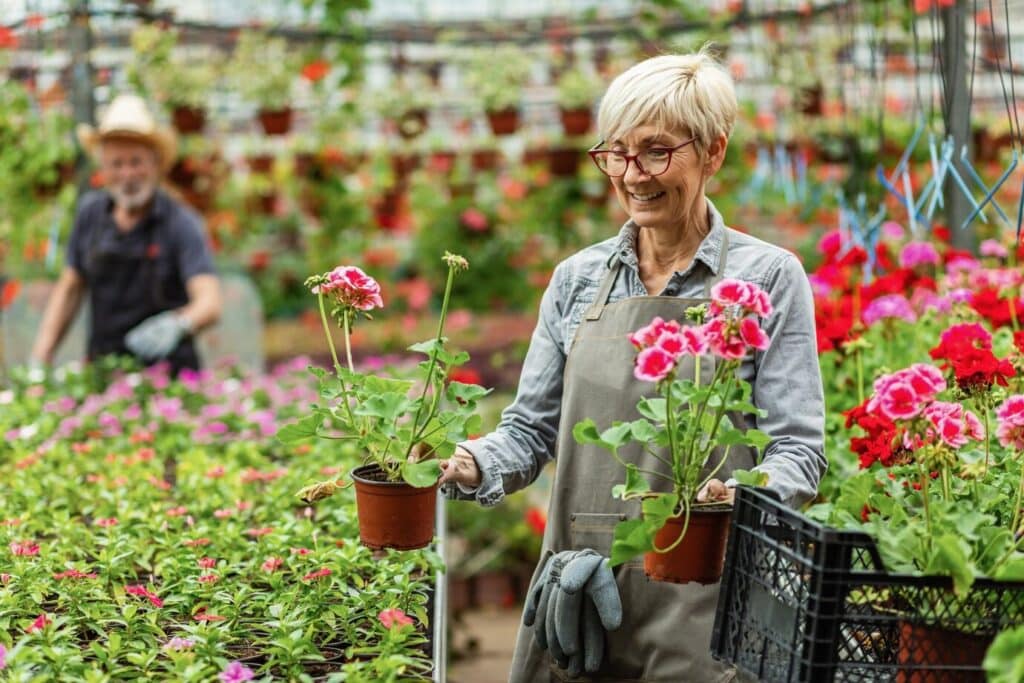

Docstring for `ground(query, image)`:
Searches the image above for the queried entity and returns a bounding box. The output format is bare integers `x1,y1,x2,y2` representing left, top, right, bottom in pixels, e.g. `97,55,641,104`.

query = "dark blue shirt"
66,189,217,360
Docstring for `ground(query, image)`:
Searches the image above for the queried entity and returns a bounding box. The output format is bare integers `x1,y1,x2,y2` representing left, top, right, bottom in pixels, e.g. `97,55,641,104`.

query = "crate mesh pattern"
711,487,1024,683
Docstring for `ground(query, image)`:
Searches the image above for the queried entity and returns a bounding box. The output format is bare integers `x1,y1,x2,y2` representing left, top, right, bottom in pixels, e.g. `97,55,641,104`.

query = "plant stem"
651,499,690,553
983,401,992,474
855,345,864,406
406,264,456,459
665,375,679,481
342,311,355,373
1012,455,1024,541
1009,286,1020,333
920,464,932,551
318,291,356,427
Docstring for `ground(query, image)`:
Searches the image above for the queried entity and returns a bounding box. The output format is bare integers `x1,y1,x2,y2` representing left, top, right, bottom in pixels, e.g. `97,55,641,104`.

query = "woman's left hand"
697,479,734,504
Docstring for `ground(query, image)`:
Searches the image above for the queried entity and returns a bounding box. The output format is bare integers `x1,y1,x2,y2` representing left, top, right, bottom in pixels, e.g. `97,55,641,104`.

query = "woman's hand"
408,444,482,489
696,478,734,504
439,446,482,489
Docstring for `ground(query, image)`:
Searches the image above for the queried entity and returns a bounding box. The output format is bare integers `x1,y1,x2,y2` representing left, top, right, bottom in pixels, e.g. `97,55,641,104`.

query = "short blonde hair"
596,46,737,159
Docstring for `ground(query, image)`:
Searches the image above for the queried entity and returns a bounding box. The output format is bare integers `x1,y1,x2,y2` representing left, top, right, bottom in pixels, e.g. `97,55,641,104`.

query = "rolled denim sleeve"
747,254,827,507
444,265,568,506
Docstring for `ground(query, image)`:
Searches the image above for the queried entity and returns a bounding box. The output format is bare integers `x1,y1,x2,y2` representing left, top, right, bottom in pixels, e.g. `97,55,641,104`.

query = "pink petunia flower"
219,660,255,683
378,607,414,629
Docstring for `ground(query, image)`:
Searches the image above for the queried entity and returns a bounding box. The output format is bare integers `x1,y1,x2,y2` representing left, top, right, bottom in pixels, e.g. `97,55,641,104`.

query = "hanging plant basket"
246,154,274,175
171,106,206,134
643,504,732,584
390,152,421,180
257,108,293,136
396,109,429,140
470,149,501,171
485,108,520,136
559,107,592,136
351,464,437,550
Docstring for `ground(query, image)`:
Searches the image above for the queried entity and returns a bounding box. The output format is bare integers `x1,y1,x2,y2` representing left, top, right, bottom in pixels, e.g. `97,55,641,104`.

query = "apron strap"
584,258,622,321
584,228,732,322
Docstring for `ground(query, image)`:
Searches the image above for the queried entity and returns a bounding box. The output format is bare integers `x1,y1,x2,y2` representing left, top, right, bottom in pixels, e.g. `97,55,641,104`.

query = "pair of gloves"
125,311,191,361
523,549,623,678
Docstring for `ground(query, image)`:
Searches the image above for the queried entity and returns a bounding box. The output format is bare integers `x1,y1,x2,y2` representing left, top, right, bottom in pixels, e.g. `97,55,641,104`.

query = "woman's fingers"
697,479,733,503
437,449,482,488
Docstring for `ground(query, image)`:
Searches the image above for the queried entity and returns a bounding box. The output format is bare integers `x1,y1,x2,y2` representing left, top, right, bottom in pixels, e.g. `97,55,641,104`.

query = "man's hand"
696,478,735,505
124,311,190,361
438,446,482,489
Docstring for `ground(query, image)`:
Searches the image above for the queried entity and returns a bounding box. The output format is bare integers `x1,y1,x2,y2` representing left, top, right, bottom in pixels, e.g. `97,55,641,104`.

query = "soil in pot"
896,621,990,683
351,464,437,550
643,504,732,584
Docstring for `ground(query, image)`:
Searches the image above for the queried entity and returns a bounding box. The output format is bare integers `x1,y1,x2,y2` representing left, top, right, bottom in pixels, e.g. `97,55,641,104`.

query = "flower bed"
0,359,438,681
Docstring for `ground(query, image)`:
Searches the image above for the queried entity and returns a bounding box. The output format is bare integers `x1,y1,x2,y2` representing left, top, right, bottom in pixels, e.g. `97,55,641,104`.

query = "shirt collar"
610,197,727,275
103,188,168,221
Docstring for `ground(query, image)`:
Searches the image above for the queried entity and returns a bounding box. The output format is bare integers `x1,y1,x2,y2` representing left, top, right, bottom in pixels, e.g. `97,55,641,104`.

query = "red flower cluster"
929,323,1015,393
970,286,1024,329
125,584,163,608
845,399,900,469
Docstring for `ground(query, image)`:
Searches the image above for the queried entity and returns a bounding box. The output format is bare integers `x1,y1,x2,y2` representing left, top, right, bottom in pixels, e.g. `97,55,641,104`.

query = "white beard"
110,181,157,211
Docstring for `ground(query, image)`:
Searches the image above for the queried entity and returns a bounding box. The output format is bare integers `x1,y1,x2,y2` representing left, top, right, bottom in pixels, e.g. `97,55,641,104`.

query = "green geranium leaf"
276,414,322,443
609,519,650,567
573,419,604,446
627,419,659,442
600,423,633,449
984,626,1024,683
744,428,771,449
408,339,443,355
994,557,1024,582
732,469,768,487
362,375,415,396
923,534,976,596
354,393,414,423
446,382,490,404
636,397,667,422
612,464,650,500
401,460,442,488
642,493,679,528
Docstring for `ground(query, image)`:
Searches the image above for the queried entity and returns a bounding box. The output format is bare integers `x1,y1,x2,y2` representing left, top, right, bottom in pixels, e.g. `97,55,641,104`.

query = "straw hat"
76,94,178,171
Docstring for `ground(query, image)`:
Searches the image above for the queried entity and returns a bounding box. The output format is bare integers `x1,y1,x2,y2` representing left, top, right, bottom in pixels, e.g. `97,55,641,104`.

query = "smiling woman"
439,45,825,683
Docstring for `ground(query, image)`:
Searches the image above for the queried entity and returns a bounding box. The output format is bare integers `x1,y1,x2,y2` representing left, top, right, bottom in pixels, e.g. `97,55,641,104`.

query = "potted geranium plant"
282,253,489,550
555,67,602,136
227,31,298,136
573,279,772,584
463,46,532,136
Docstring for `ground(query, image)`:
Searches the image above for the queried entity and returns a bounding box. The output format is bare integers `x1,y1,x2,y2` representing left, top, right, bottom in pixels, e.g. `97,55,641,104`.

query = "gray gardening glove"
124,311,190,361
557,550,623,676
523,550,579,654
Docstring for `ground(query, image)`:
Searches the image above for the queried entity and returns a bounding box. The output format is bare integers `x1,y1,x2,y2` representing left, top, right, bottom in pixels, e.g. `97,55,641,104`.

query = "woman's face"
607,124,708,233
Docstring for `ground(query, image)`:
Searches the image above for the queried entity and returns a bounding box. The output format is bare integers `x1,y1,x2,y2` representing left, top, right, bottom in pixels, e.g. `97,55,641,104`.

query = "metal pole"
433,492,448,683
942,0,976,253
68,0,95,194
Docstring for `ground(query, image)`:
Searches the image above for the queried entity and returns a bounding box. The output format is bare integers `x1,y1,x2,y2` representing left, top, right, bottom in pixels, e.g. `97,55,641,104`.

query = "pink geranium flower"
980,239,1008,259
876,380,926,421
923,402,984,448
738,317,770,351
378,607,414,629
862,294,917,325
629,316,680,349
312,266,383,312
634,347,676,382
996,395,1024,449
899,241,940,269
703,318,747,360
219,661,255,683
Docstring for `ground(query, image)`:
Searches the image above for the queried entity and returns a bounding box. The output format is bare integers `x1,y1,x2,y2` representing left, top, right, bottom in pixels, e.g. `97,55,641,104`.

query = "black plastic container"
711,487,1024,682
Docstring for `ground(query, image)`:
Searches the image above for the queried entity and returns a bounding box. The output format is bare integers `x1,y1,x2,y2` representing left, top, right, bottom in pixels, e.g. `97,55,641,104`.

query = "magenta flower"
261,557,283,573
0,642,7,669
628,316,680,349
862,293,917,326
899,241,940,269
9,541,39,557
378,607,414,629
95,517,118,528
881,220,905,240
163,637,195,651
219,661,255,683
703,318,747,360
979,239,1008,259
124,584,163,608
996,395,1024,449
459,208,489,232
738,318,770,351
634,347,676,382
923,402,983,448
313,265,383,312
26,613,49,633
710,278,773,317
302,567,332,581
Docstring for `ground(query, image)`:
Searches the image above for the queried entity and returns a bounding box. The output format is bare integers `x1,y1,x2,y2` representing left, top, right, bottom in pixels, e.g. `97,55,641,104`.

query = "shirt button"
664,285,679,296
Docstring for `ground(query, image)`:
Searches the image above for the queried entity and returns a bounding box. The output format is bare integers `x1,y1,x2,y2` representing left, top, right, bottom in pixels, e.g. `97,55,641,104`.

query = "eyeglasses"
588,136,697,178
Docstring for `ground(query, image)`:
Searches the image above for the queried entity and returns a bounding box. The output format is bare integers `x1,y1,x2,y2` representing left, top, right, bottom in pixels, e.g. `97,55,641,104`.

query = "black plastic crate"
711,486,1024,682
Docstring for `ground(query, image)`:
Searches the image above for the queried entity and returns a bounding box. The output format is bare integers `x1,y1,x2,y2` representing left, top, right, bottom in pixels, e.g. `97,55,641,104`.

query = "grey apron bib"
509,230,756,682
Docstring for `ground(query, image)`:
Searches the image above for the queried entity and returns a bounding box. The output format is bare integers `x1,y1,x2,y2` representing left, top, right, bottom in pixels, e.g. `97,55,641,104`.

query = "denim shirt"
449,199,826,508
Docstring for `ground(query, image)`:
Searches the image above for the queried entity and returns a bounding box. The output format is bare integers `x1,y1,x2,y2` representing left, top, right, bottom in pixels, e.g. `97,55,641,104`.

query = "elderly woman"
440,49,825,681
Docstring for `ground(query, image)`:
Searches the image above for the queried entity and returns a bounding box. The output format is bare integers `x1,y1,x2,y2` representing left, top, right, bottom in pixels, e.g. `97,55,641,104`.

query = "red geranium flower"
301,59,330,83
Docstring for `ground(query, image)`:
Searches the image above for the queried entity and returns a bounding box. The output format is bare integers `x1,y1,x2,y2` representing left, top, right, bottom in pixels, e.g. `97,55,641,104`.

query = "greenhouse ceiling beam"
4,1,855,47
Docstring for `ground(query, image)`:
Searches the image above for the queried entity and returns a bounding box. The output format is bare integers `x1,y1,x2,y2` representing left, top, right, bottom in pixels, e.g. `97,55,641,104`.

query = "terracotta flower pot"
171,106,206,134
389,153,421,180
247,154,274,175
470,149,500,171
643,505,732,584
485,108,520,136
258,108,293,136
896,621,990,683
351,464,437,550
559,107,592,136
547,147,582,177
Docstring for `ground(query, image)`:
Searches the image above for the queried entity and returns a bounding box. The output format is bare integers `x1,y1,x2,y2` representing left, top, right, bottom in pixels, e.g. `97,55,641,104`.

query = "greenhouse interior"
3,0,1024,681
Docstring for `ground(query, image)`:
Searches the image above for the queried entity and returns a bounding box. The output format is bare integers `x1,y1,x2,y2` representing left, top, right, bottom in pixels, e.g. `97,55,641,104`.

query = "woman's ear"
703,134,729,177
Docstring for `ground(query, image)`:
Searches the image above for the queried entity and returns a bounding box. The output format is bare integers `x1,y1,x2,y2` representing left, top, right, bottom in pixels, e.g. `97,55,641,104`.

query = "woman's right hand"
438,446,482,489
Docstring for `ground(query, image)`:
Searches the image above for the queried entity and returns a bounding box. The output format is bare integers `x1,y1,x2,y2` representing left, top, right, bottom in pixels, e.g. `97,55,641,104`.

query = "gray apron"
509,230,757,682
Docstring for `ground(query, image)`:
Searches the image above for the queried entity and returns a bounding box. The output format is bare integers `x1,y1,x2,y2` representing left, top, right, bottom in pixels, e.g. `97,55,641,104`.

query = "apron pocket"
569,512,626,556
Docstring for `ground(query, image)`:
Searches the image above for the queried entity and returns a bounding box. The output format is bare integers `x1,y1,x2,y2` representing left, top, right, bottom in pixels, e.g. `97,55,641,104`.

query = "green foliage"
556,68,603,110
226,32,299,111
462,45,532,112
127,26,220,109
985,626,1024,683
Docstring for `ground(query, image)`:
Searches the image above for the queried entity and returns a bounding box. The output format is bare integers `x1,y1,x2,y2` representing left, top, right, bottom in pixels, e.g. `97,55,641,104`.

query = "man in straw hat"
30,94,221,375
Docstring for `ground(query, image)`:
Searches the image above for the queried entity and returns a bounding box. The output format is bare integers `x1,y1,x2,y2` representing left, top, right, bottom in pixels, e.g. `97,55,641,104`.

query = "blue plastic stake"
902,170,918,240
960,151,1018,230
959,145,1013,224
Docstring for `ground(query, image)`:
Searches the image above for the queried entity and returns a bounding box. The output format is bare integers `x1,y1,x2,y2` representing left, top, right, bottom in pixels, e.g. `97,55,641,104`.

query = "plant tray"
711,487,1024,682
